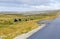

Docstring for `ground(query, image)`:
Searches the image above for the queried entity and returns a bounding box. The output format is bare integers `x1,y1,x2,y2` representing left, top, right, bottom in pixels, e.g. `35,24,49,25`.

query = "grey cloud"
0,0,53,5
0,0,60,6
19,0,51,5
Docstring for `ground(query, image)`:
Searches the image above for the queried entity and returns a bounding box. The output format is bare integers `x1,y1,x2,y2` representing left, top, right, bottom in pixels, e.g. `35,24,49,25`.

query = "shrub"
30,19,33,20
25,19,28,21
14,19,18,22
18,19,21,21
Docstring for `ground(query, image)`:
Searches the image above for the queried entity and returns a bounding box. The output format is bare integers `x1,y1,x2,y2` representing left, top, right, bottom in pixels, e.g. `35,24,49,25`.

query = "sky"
0,0,60,11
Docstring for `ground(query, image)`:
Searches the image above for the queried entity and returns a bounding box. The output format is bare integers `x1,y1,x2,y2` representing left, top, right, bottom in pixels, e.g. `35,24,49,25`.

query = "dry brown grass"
0,14,57,39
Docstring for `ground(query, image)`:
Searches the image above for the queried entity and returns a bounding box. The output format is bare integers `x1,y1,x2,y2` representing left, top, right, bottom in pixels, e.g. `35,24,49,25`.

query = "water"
28,16,60,39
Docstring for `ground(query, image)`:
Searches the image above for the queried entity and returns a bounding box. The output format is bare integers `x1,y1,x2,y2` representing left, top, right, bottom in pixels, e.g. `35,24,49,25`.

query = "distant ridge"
0,10,59,15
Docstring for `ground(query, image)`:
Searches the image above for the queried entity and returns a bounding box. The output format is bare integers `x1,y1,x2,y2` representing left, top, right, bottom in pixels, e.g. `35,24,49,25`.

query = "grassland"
0,12,58,39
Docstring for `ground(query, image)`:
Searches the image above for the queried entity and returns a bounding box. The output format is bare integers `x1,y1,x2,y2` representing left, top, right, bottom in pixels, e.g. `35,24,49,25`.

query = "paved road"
28,16,60,39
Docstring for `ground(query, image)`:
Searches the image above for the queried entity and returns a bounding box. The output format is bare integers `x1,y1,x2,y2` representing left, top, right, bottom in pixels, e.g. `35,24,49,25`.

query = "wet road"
28,16,60,39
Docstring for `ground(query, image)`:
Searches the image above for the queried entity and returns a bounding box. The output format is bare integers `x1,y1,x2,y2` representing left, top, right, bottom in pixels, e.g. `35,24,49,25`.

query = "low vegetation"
0,12,58,39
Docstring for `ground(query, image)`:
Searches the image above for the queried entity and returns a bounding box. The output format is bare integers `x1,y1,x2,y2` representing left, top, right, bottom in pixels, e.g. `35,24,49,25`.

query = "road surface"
28,16,60,39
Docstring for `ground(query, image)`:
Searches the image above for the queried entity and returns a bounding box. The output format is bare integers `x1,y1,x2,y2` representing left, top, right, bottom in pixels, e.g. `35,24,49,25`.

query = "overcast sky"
0,0,60,11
